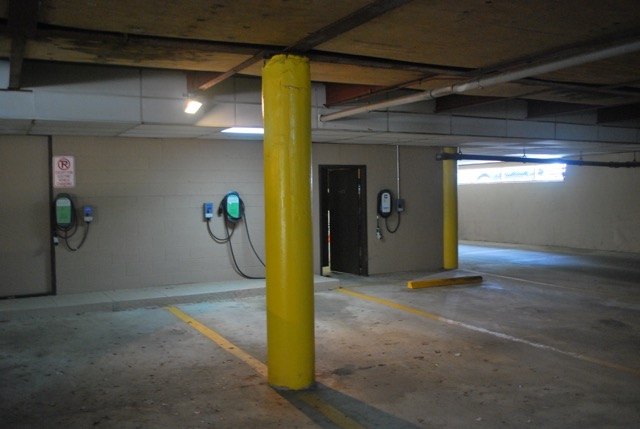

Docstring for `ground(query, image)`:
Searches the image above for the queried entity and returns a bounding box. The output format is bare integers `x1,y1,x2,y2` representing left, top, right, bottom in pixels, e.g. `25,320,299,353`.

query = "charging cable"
204,195,265,279
54,200,92,251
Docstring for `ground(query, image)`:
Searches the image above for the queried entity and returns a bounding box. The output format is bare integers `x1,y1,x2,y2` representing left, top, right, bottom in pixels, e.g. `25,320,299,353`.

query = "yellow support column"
262,54,314,390
443,147,458,269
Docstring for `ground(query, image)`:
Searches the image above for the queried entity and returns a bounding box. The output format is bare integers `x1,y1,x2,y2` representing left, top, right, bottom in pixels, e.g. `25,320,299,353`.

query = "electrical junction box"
396,198,405,213
203,202,214,219
83,205,94,223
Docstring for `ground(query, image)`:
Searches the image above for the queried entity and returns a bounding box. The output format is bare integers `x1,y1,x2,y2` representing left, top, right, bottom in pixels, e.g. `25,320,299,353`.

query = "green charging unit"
226,192,241,221
55,194,73,228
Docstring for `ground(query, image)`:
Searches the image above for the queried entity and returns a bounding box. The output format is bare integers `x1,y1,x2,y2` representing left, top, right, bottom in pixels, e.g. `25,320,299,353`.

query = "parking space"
1,242,639,428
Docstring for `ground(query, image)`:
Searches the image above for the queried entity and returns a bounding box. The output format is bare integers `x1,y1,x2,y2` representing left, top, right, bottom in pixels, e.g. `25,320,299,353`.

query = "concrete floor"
1,241,639,428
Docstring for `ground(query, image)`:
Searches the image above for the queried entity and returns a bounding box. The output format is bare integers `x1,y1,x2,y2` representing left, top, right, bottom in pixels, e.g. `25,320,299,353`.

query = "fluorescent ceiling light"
221,127,264,134
184,99,203,114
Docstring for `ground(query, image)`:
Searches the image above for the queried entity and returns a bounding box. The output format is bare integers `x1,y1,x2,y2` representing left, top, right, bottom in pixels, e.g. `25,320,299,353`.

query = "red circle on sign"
57,158,71,170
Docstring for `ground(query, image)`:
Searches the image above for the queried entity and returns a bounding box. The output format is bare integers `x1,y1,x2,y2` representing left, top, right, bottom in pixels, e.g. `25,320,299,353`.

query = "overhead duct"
319,36,640,122
437,152,640,168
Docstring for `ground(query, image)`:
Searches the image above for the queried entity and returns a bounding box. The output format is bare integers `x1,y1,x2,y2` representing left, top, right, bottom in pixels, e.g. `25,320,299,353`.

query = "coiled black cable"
242,212,265,267
224,215,265,280
385,212,401,234
54,196,90,251
205,195,265,279
206,218,234,243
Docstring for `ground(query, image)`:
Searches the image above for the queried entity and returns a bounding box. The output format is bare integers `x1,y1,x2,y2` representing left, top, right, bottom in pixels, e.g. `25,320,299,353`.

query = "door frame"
319,165,368,276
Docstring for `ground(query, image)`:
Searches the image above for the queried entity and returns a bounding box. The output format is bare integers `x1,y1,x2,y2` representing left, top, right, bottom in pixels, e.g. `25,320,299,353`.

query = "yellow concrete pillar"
443,147,458,269
262,54,314,390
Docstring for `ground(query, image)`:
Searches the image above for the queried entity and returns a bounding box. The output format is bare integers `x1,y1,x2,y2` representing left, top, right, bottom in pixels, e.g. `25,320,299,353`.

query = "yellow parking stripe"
298,392,368,429
165,306,367,428
165,306,267,377
337,288,640,377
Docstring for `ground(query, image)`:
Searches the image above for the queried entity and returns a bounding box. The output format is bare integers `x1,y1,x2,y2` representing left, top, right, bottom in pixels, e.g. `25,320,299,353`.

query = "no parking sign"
53,156,75,188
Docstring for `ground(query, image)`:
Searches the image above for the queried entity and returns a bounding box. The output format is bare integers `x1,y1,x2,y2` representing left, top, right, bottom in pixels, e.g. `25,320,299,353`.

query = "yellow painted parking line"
408,275,483,289
298,392,368,429
165,306,267,377
166,306,367,429
337,288,640,377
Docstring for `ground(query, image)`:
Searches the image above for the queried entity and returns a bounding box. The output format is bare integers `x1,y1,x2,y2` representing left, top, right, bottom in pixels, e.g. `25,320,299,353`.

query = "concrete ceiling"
1,0,640,158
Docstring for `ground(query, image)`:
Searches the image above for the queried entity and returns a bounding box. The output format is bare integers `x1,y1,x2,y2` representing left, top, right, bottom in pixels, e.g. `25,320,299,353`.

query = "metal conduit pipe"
319,36,640,122
437,152,640,168
395,145,401,198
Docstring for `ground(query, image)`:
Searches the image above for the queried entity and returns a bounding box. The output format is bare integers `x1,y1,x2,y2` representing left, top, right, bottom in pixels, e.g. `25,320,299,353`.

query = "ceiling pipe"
320,36,640,122
437,152,640,168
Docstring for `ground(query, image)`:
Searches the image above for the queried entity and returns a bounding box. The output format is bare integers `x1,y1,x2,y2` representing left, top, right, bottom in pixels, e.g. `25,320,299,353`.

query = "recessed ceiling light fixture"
184,96,203,114
221,127,264,134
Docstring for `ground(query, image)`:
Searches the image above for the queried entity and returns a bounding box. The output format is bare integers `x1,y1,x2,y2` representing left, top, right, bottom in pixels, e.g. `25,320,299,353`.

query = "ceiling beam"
325,83,386,107
23,24,468,80
438,152,640,168
196,0,414,91
598,103,640,124
284,0,414,53
197,51,266,91
527,100,597,119
7,0,40,90
435,95,501,113
320,34,640,122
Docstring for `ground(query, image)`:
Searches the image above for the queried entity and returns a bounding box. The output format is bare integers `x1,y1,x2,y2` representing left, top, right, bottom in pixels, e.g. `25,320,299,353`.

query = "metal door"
320,166,367,275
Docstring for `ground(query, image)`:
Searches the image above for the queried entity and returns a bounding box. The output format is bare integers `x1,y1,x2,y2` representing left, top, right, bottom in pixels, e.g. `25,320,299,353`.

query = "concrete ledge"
0,275,339,320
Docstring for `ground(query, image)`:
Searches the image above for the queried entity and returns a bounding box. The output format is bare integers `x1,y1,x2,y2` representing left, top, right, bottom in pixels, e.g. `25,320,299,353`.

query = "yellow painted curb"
408,275,483,289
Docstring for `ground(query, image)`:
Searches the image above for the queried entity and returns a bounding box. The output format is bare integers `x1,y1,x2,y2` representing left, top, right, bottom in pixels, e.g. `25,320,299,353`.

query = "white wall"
459,154,640,253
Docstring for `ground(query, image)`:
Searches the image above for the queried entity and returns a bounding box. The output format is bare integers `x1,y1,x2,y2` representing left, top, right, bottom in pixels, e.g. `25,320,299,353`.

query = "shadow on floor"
279,382,421,429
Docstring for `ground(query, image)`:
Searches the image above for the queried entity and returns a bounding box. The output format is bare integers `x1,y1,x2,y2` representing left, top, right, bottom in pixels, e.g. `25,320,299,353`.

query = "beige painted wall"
44,137,443,294
0,136,51,297
0,136,443,296
459,154,640,253
2,134,636,296
52,136,267,293
312,144,443,275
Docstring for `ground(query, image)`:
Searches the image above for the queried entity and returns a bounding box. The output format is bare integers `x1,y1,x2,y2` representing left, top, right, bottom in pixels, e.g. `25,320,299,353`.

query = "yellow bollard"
262,54,315,390
443,147,458,269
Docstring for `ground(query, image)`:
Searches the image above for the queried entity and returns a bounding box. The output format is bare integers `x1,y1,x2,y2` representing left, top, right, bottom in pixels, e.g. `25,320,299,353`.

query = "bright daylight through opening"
459,159,567,184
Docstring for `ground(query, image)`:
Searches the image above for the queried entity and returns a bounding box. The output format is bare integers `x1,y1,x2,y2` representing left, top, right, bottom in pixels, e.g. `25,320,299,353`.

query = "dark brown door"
320,166,367,275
